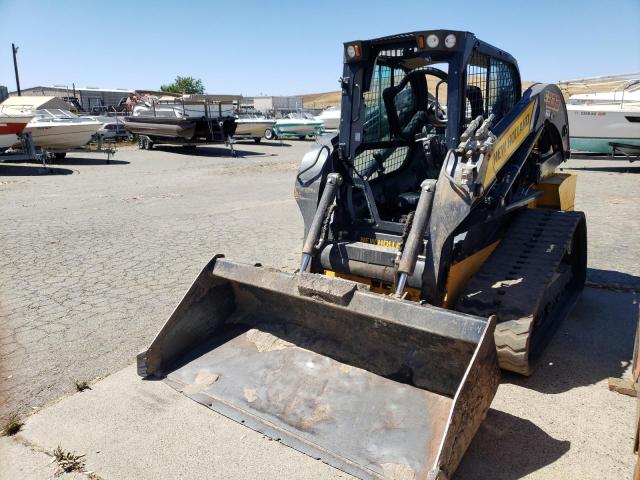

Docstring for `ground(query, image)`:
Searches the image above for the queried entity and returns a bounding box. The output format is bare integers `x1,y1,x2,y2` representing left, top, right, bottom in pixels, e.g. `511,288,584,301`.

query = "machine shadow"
49,157,130,166
502,276,638,394
153,145,264,158
0,164,74,176
586,268,640,291
455,409,570,480
563,165,640,174
233,140,292,147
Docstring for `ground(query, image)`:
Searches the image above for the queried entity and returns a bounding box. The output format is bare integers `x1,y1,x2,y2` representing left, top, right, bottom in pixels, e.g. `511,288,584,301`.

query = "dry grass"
302,80,584,109
74,379,91,392
302,91,342,108
2,412,24,436
52,445,85,476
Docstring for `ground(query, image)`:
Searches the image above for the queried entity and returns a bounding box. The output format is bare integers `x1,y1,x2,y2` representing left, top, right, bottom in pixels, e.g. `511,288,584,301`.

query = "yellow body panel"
324,240,499,306
324,270,421,301
443,241,500,307
531,173,577,211
483,100,537,189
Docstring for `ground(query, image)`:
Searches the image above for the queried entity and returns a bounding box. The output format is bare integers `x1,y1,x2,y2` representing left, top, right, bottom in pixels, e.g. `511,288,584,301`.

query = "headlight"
426,34,439,48
444,33,457,48
346,45,361,59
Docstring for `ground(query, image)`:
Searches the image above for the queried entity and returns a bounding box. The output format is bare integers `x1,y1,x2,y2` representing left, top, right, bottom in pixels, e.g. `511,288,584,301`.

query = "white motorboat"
234,113,276,142
271,113,323,140
566,79,640,107
0,106,102,151
567,80,640,154
315,106,340,130
0,113,33,151
24,109,102,150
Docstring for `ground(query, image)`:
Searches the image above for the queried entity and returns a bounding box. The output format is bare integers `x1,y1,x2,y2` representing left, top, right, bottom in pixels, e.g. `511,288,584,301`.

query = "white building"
9,86,133,112
252,96,304,112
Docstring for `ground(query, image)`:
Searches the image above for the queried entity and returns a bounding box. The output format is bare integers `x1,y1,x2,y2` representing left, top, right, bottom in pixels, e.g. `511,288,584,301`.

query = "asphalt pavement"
0,143,638,479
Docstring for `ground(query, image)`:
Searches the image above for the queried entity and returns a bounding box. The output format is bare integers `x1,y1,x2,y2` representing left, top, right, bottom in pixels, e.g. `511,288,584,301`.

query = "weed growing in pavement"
1,412,23,436
74,380,91,392
52,445,85,475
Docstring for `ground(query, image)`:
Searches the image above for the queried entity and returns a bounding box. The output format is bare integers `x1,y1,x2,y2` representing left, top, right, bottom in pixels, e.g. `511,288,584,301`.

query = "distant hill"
302,81,583,109
302,91,342,108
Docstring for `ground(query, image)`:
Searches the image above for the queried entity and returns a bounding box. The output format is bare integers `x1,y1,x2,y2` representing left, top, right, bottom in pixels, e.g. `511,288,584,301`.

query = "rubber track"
455,208,583,375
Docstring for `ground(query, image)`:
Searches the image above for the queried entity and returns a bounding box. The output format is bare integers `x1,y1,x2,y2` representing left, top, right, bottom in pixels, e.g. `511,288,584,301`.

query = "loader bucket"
138,255,499,480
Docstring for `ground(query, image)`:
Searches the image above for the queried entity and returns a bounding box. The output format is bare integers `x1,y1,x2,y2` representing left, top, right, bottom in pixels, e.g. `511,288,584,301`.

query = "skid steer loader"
138,30,586,480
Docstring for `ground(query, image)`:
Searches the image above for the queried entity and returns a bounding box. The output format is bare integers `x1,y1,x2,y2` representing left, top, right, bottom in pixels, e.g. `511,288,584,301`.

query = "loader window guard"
352,60,449,181
464,51,519,128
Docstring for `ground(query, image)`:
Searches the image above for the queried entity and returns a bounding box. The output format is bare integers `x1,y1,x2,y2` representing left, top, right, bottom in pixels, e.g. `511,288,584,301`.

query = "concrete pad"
458,286,638,479
16,364,349,480
0,437,84,480
0,437,53,480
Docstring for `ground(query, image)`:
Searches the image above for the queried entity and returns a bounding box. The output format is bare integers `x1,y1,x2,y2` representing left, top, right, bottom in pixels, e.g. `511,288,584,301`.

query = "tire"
253,137,261,144
264,129,275,140
298,135,306,141
54,152,66,160
137,136,145,149
146,140,154,150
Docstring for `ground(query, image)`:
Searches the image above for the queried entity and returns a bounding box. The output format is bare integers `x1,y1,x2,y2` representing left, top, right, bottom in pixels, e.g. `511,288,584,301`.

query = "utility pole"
12,43,21,96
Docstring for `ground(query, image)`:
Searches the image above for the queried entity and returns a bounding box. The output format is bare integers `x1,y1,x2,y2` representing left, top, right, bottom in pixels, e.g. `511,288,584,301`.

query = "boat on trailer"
234,112,276,143
268,112,323,140
566,78,640,155
1,109,101,151
315,106,340,130
124,98,237,149
0,113,33,151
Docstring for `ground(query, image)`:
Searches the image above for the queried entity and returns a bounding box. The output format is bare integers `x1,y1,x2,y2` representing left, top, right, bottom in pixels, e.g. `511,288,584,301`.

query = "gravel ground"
0,144,638,479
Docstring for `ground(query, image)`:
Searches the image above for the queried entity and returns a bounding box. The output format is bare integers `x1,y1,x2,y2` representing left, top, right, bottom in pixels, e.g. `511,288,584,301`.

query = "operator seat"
396,134,447,210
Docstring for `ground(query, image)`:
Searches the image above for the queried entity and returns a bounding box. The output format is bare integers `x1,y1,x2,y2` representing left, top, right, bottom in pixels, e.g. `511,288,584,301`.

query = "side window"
464,51,519,126
464,52,488,126
362,64,414,143
488,58,518,121
363,64,392,142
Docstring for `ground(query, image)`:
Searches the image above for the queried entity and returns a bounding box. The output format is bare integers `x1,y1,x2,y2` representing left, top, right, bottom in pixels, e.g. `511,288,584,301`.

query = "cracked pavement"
0,142,306,420
1,145,639,479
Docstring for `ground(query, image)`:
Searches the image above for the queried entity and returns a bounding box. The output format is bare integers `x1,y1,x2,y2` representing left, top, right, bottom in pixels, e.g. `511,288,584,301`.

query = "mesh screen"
362,65,406,143
352,146,410,180
488,57,518,120
464,51,518,127
464,51,488,126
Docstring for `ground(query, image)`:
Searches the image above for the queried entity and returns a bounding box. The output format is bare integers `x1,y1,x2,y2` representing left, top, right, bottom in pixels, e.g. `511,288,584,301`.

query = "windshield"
33,109,78,120
352,58,449,180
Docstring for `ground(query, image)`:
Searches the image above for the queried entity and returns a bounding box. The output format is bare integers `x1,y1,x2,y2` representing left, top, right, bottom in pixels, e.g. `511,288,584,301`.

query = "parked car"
95,120,131,140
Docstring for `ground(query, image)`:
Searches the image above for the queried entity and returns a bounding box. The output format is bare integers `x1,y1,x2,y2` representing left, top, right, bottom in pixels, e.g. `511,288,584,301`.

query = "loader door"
348,58,451,226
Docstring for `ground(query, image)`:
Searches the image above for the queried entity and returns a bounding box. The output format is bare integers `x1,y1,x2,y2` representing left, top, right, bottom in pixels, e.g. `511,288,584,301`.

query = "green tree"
160,76,205,94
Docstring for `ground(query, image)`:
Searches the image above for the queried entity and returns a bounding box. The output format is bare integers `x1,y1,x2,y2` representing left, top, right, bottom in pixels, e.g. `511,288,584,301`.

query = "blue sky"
1,0,638,96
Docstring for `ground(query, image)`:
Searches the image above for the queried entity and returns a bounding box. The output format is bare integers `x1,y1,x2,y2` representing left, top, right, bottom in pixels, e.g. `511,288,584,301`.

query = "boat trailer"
0,132,118,170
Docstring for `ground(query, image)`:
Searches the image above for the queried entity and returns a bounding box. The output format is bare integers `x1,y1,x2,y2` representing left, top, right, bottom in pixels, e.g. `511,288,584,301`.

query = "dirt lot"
0,142,638,479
